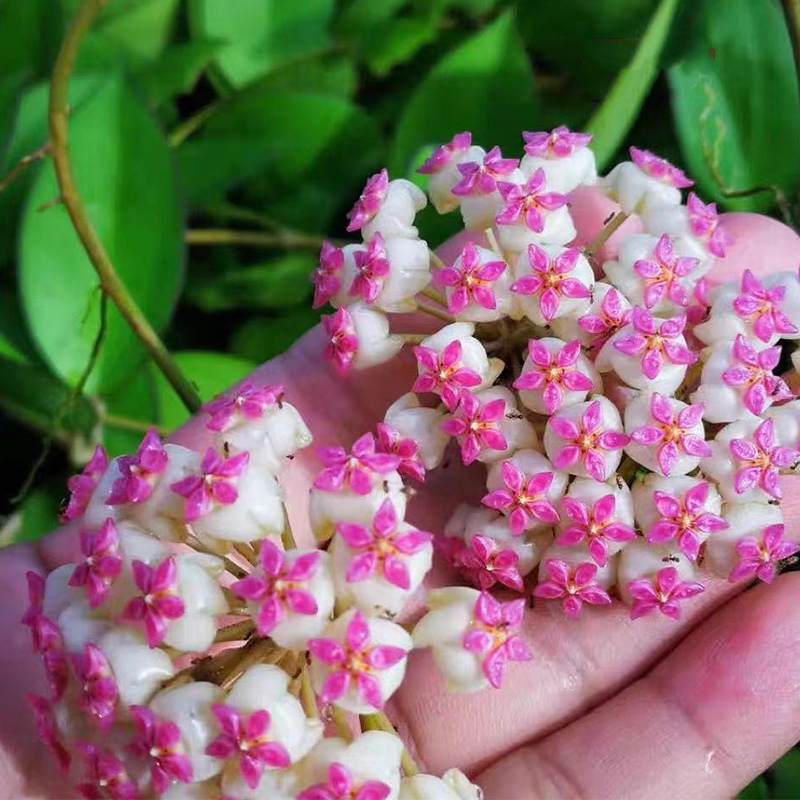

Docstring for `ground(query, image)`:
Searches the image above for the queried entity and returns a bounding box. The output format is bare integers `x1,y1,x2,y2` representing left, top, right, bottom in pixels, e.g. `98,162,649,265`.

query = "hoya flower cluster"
23,125,800,798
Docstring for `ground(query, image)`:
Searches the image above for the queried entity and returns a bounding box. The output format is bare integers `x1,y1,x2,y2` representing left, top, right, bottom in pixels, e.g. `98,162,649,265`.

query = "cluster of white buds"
23,126,800,799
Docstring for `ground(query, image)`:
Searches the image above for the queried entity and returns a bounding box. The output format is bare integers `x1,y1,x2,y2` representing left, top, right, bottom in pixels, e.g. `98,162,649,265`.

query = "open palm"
3,195,800,799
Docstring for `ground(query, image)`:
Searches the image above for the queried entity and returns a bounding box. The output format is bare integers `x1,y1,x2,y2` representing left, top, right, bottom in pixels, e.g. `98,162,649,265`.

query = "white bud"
520,147,597,194
362,179,427,241
617,540,697,604
385,393,449,470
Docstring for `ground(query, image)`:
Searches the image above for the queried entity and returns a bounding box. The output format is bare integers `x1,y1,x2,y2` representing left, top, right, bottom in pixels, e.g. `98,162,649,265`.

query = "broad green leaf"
667,0,800,212
585,0,682,169
0,74,106,267
189,0,336,89
103,366,161,456
0,0,65,80
517,0,660,96
737,777,768,800
178,91,381,217
153,351,257,430
0,72,25,167
0,290,39,364
135,40,225,107
0,486,62,547
19,76,184,394
231,310,320,363
773,749,800,799
390,10,538,175
187,253,315,312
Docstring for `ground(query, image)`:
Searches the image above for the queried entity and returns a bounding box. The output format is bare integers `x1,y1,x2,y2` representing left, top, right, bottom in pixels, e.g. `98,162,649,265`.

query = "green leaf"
189,0,336,89
0,486,62,547
773,749,800,799
585,0,682,169
187,252,315,312
0,74,106,267
178,90,381,216
134,40,225,107
103,366,161,456
153,351,257,430
0,0,65,80
0,290,40,364
667,0,800,212
390,9,538,175
737,777,768,800
231,309,320,363
19,76,184,394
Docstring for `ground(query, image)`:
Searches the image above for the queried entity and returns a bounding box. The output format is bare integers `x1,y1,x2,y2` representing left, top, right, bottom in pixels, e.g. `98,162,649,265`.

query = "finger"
476,571,800,800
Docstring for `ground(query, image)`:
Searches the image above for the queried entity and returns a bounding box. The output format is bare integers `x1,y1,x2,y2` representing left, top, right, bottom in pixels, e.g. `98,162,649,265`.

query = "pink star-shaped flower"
232,539,321,636
578,287,631,355
412,338,482,411
729,418,800,499
205,382,284,433
35,617,68,701
205,704,291,789
732,269,798,343
72,643,119,731
721,335,793,415
630,146,693,188
312,241,345,309
482,461,559,535
549,400,629,481
613,307,697,379
556,494,636,567
513,338,594,413
313,432,401,495
511,245,591,322
350,233,390,304
440,389,508,465
107,429,168,506
647,482,728,560
375,422,426,482
68,518,122,608
687,192,732,258
628,567,705,620
170,447,249,522
61,445,108,522
495,169,569,231
418,131,472,174
297,762,392,800
629,393,710,475
336,499,432,591
22,571,45,650
462,591,531,688
729,523,799,583
76,742,137,800
450,146,518,196
347,169,389,232
456,535,524,592
27,694,71,774
128,706,192,794
308,612,407,709
686,276,711,326
533,559,612,619
122,556,185,647
323,307,359,374
633,234,699,309
437,241,506,315
523,126,592,158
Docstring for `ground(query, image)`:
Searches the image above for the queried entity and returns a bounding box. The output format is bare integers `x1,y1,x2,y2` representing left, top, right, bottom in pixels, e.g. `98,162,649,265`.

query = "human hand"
3,189,800,799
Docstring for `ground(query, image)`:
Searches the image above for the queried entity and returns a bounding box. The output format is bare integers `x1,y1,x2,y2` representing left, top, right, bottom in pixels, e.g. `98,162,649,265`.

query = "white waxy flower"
205,384,312,475
519,126,597,194
514,336,600,415
149,681,225,784
399,768,483,800
232,541,335,650
418,134,484,214
703,502,785,580
56,602,112,654
347,169,427,241
308,610,411,714
483,449,568,536
767,400,800,449
332,235,431,313
295,731,404,800
603,147,692,214
623,392,709,477
330,498,433,617
323,304,404,374
536,543,617,589
602,233,700,314
384,394,449,470
550,282,633,352
412,587,531,692
616,540,700,607
543,396,628,483
510,244,594,327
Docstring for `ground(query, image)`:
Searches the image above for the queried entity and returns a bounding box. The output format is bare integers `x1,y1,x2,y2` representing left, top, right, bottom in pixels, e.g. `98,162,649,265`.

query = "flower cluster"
23,126,800,799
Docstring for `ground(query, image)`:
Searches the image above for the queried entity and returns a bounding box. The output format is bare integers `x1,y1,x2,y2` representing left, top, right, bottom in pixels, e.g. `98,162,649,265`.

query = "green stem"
48,0,202,414
584,211,629,257
103,413,168,435
186,227,336,249
782,0,800,107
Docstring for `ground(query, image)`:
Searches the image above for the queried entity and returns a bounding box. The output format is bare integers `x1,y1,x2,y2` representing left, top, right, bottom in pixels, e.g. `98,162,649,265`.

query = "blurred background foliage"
0,0,799,788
